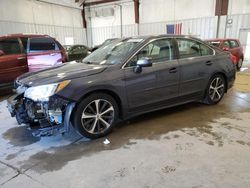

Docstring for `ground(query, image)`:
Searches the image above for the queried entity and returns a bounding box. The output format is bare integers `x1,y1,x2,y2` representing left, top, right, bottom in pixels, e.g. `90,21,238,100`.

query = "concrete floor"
0,62,250,188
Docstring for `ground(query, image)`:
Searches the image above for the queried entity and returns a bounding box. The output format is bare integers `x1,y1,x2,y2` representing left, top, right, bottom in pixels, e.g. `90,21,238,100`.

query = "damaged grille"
24,95,69,126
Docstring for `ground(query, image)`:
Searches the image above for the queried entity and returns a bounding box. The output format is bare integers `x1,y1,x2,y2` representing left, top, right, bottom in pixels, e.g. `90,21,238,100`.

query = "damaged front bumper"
7,94,75,136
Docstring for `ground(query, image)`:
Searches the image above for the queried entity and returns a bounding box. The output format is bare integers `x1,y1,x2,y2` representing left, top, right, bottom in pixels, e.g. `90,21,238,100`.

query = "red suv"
206,38,244,70
0,34,67,93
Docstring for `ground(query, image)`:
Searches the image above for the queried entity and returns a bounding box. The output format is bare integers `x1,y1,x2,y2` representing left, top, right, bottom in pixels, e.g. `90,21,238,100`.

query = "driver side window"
127,38,174,67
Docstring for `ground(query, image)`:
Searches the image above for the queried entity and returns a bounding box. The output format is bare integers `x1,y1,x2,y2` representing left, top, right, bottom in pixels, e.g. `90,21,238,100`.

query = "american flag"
166,23,182,35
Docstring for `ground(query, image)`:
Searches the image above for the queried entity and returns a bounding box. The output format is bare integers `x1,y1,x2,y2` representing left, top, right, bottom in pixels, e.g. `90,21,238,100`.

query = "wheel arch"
203,71,228,100
210,72,228,92
75,89,124,119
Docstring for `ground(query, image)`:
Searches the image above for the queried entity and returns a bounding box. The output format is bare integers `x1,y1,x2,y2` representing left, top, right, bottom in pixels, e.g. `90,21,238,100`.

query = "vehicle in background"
64,45,91,62
91,38,118,52
206,38,244,70
7,35,235,139
0,34,67,93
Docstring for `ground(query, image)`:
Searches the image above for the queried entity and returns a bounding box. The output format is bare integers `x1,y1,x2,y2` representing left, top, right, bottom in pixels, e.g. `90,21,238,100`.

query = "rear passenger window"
0,38,21,55
29,37,58,52
177,39,213,58
229,40,239,48
200,44,214,56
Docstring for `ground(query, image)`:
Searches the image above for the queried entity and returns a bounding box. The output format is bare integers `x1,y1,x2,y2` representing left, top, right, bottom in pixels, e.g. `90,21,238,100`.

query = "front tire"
203,74,226,105
72,93,118,139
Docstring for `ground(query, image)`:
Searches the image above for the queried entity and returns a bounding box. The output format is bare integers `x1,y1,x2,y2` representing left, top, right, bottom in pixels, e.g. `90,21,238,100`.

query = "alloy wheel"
208,77,225,102
81,99,115,134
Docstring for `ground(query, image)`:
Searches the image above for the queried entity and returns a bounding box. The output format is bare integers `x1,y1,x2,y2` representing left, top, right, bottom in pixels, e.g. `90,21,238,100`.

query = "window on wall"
128,38,174,66
177,39,214,58
29,37,58,52
0,38,21,55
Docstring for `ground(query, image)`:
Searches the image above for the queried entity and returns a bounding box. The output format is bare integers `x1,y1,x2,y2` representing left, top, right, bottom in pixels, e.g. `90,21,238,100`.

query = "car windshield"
102,39,117,46
82,39,143,65
64,45,72,51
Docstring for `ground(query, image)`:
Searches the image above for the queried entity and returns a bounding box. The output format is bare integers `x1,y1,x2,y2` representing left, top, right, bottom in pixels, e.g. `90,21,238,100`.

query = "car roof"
122,34,205,42
0,33,50,39
205,38,239,42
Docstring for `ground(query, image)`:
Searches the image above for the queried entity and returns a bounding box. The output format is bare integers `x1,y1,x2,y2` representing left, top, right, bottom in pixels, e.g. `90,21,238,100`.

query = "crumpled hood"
17,61,107,86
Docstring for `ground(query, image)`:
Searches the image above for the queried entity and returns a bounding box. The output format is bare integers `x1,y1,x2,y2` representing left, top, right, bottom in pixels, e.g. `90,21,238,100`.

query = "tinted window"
223,40,230,48
128,39,174,66
177,39,213,58
200,43,214,56
0,38,21,55
229,40,239,48
29,37,58,52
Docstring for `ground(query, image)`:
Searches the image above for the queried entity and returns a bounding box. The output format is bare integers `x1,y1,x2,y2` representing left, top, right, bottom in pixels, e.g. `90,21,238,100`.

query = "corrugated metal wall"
89,16,218,46
88,14,250,47
0,20,87,45
2,13,250,50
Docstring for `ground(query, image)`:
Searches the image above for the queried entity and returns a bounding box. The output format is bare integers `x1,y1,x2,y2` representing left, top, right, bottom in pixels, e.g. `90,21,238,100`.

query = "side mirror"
222,47,229,51
0,50,5,56
134,59,152,73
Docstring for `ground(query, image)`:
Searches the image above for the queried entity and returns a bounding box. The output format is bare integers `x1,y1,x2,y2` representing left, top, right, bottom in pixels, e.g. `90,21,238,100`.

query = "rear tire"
72,93,118,139
203,74,226,105
237,58,243,70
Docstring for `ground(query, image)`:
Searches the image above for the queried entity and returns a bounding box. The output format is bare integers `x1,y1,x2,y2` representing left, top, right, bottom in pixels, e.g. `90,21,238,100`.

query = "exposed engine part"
15,105,29,124
25,99,45,119
48,109,63,124
7,93,76,137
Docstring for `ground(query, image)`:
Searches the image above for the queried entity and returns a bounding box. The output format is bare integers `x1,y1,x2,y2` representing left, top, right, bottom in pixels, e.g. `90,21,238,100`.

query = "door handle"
169,67,177,73
206,61,213,66
17,57,25,60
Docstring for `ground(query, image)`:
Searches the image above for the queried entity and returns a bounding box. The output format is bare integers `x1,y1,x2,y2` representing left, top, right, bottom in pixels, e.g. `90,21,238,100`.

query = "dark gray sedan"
7,35,236,139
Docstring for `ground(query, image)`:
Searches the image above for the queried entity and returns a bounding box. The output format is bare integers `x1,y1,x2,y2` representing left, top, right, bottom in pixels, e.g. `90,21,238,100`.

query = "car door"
27,37,63,72
147,38,179,103
0,37,28,90
176,38,215,99
123,38,179,111
123,59,157,111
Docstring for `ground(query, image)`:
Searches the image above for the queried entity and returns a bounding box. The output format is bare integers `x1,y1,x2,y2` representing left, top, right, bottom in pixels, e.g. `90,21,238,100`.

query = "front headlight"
24,80,71,102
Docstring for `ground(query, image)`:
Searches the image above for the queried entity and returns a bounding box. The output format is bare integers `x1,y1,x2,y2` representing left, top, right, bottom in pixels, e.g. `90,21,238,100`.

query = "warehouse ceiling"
76,0,120,6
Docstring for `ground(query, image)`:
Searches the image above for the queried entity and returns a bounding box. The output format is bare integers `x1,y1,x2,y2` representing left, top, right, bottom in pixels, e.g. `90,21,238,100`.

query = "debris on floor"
103,138,110,145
